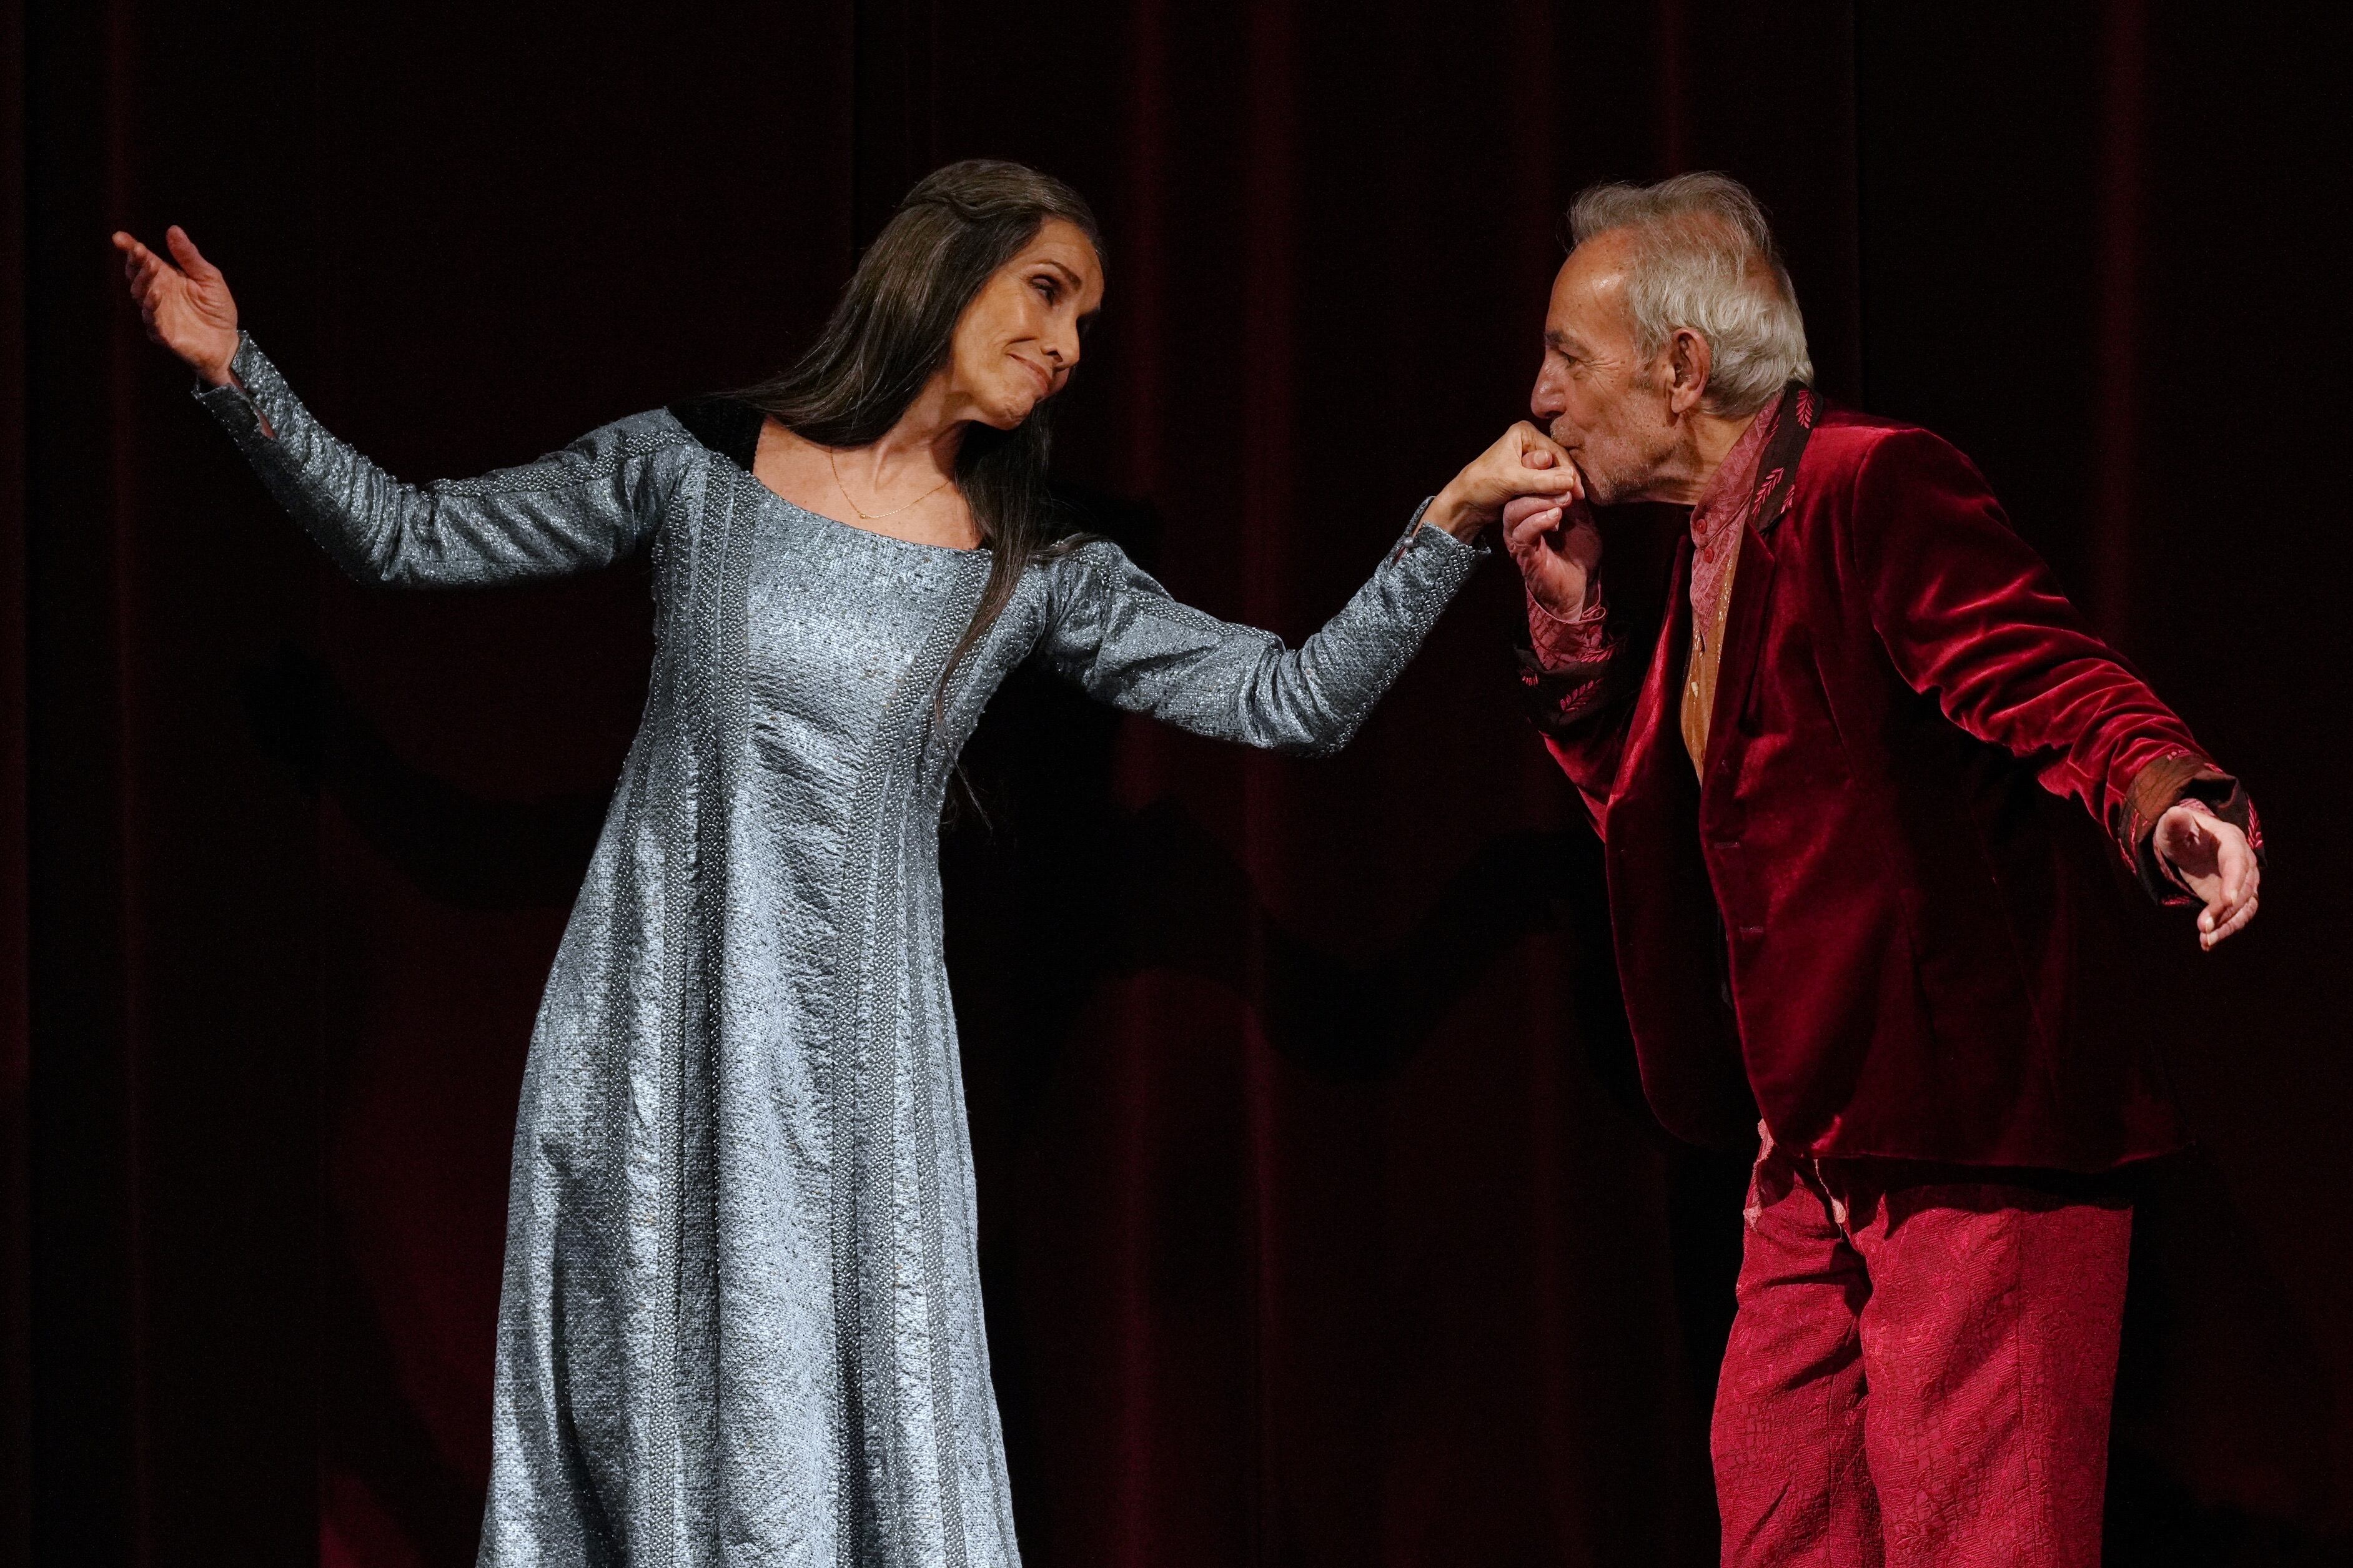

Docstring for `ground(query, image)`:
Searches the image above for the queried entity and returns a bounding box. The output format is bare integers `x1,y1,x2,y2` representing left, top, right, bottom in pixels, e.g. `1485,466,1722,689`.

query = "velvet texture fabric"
1713,1138,2133,1567
1533,407,2245,1170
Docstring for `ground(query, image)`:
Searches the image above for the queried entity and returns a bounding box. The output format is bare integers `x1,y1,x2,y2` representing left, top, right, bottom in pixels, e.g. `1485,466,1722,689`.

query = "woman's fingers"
1515,420,1572,461
109,226,240,385
117,233,165,277
1512,427,1586,503
114,233,175,310
121,240,158,292
164,224,219,280
1513,463,1582,497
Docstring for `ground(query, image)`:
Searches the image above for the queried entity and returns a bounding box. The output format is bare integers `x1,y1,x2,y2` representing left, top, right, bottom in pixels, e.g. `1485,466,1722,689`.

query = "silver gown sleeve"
1036,505,1485,756
191,332,692,587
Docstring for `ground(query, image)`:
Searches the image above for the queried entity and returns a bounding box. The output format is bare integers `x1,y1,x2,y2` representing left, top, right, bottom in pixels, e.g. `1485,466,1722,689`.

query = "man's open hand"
2154,800,2260,950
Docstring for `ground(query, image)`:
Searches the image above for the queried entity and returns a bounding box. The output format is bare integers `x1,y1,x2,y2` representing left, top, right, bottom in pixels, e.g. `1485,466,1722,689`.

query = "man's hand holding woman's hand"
1427,422,1584,541
1485,435,1603,620
1501,486,1603,621
112,225,240,387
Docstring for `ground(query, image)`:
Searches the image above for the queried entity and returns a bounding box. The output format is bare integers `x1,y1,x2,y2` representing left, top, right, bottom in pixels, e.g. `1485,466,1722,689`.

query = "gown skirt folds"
197,334,1481,1567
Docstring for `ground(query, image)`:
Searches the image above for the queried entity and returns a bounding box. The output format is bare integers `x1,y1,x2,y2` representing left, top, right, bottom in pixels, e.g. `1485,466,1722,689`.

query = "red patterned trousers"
1711,1130,2133,1567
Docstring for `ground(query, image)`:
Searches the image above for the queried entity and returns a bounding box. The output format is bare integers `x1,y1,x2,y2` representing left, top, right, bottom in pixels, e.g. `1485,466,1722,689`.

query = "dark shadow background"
6,2,2349,1564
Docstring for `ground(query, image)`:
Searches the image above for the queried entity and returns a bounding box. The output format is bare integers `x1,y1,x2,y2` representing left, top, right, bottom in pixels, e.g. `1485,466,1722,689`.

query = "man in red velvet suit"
1487,174,2262,1566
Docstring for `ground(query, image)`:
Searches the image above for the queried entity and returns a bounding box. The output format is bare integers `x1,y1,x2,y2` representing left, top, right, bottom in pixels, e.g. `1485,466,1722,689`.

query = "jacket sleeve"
1517,601,1638,834
193,332,692,588
1034,506,1483,758
1851,427,2259,901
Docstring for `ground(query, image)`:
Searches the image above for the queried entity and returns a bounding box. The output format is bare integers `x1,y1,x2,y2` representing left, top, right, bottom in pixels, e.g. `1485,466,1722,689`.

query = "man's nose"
1530,365,1565,422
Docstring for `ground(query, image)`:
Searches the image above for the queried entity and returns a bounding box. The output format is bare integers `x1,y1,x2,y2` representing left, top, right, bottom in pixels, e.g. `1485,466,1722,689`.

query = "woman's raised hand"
111,225,241,387
1425,422,1584,541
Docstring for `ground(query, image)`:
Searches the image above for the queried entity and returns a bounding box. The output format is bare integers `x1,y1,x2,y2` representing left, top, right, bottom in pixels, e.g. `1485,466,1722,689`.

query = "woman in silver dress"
115,160,1577,1567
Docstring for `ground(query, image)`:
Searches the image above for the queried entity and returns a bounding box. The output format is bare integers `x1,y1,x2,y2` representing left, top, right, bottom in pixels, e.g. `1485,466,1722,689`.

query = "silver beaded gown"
197,334,1482,1567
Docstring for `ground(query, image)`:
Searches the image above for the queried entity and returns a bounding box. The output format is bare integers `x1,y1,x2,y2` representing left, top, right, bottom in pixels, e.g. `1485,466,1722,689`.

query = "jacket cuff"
1513,626,1625,738
2116,752,2263,904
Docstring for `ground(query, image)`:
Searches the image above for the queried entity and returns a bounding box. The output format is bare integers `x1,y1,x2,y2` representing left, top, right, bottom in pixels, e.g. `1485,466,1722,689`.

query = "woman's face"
945,218,1104,429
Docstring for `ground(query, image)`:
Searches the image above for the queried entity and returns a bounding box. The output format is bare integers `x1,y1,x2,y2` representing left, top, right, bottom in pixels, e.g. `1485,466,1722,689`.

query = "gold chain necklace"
827,448,954,522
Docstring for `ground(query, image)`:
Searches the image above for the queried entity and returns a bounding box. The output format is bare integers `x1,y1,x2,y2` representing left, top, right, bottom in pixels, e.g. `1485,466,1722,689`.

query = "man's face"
1529,231,1677,505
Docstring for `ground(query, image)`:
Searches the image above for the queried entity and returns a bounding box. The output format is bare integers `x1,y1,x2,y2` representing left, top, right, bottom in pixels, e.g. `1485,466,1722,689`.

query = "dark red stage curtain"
9,3,2349,1566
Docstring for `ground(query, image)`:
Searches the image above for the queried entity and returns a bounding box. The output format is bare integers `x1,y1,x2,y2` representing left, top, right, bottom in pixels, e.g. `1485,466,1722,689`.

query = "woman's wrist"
188,328,240,388
1422,483,1490,541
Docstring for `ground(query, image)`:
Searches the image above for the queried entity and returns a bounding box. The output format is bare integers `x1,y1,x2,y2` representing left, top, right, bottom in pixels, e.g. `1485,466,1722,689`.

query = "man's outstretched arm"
1853,427,2261,948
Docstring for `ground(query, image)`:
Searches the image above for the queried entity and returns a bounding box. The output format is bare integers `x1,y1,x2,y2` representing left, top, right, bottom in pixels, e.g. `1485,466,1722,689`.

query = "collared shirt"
1677,402,1778,772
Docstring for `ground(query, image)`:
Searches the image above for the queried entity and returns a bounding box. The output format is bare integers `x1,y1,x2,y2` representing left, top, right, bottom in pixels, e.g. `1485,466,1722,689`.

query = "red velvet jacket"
1526,400,2258,1171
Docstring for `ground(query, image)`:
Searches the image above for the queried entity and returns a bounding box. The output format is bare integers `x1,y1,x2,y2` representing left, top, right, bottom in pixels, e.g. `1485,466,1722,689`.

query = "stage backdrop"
8,3,2349,1564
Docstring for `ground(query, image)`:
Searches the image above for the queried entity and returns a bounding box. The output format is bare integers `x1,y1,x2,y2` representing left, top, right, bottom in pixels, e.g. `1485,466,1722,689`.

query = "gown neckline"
755,483,993,560
669,393,991,560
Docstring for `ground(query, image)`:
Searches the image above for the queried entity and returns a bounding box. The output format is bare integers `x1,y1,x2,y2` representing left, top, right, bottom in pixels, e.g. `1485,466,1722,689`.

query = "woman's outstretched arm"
1034,426,1577,756
1036,518,1480,756
114,227,690,587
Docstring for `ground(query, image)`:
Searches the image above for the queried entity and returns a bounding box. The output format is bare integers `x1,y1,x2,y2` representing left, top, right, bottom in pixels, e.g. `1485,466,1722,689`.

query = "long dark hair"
740,159,1103,701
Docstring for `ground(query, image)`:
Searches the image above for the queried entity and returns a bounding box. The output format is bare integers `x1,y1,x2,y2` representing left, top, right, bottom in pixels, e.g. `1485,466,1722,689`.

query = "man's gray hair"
1568,172,1813,417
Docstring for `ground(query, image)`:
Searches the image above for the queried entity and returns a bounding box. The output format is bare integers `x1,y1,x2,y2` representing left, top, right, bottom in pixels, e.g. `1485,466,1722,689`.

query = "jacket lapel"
1613,533,1700,815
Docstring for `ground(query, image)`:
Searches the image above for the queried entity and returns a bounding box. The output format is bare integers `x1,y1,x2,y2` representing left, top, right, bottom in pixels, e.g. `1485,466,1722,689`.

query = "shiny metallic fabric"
197,336,1482,1566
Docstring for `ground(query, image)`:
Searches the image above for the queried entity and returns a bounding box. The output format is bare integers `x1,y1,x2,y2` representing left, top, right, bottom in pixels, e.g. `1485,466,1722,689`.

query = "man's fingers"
2196,852,2259,947
2197,836,2259,946
2219,862,2246,908
1502,506,1561,546
1500,494,1560,530
2204,894,2259,949
1505,508,1564,551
